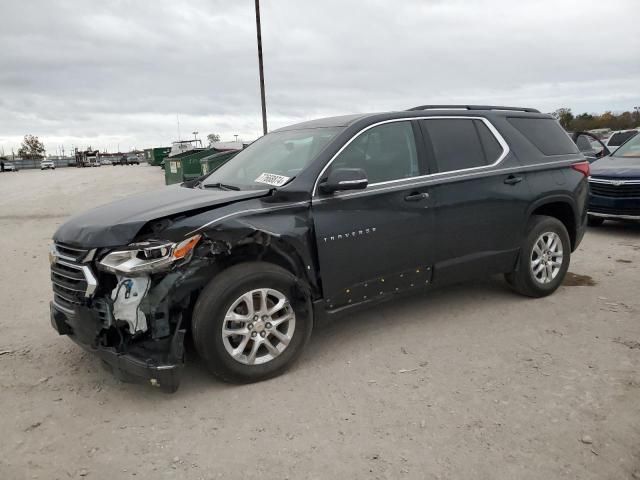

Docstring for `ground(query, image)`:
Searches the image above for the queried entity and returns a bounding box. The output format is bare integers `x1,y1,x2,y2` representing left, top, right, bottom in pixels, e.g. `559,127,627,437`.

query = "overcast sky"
1,0,639,155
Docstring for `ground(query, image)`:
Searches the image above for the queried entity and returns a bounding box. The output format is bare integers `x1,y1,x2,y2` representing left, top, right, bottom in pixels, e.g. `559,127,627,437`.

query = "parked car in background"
40,159,56,170
605,130,638,151
1,161,18,171
49,105,589,392
588,132,640,225
570,131,610,162
113,154,140,166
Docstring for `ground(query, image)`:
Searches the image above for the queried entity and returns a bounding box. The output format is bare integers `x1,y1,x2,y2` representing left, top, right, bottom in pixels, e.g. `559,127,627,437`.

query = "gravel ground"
0,166,639,480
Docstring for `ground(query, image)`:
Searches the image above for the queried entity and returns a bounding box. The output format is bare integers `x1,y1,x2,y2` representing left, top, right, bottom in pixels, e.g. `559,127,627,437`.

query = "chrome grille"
589,179,640,198
53,242,93,263
50,243,98,307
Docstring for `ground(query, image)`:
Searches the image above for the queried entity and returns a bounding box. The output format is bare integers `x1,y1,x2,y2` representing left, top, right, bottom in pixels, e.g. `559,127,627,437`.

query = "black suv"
49,105,589,391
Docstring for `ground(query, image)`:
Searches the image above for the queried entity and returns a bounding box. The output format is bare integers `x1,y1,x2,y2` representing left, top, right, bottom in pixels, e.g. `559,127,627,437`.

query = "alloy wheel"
221,288,296,365
530,231,563,284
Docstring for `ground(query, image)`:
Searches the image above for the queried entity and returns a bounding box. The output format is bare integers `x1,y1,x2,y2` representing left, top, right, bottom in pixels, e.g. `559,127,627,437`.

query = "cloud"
0,0,638,154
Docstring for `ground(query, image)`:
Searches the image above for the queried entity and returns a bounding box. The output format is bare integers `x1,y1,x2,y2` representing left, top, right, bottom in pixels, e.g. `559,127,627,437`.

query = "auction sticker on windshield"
255,172,290,187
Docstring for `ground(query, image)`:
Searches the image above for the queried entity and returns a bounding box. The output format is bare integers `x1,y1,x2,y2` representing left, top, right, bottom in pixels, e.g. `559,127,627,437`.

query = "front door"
312,120,436,308
572,132,609,162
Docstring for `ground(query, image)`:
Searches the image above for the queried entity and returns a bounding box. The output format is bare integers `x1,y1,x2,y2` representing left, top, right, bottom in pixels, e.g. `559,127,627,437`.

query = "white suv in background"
605,130,639,151
40,159,56,170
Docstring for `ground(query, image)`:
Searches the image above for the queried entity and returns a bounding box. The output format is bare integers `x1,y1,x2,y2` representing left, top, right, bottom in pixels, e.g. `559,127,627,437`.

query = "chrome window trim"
312,116,510,197
588,177,640,185
312,157,578,203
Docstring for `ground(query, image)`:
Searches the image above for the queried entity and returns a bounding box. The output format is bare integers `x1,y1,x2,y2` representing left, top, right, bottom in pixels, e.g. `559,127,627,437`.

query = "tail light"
571,161,590,177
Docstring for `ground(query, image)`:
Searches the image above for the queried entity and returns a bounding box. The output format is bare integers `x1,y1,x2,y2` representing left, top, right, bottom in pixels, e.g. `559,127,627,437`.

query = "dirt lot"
0,166,639,479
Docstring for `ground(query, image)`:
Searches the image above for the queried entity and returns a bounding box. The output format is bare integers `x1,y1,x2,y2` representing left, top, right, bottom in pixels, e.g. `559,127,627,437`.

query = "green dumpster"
164,148,217,185
200,150,240,176
144,147,171,166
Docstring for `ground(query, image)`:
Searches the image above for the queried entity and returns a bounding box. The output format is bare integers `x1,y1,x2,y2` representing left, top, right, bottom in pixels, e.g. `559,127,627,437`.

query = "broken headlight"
98,234,201,275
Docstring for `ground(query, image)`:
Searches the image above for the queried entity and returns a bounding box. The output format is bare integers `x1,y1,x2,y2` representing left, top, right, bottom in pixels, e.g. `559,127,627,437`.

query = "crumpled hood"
590,155,640,179
54,185,269,248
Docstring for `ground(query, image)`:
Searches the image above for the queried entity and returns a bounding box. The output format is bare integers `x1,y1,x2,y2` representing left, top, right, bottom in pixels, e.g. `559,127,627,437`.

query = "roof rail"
407,105,540,113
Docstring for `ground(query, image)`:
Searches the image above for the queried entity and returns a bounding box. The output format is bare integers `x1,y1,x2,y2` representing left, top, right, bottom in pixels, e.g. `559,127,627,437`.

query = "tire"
505,215,571,298
192,262,313,383
587,215,605,227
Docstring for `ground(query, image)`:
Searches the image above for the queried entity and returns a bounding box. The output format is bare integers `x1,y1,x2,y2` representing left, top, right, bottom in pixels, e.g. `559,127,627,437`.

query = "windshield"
612,133,640,158
202,127,341,190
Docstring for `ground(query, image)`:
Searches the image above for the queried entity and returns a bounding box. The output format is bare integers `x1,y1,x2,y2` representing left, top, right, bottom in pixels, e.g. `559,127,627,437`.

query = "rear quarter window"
508,117,578,156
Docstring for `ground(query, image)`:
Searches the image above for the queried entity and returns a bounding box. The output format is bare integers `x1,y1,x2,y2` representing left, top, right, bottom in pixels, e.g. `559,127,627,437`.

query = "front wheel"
505,215,571,297
192,262,313,383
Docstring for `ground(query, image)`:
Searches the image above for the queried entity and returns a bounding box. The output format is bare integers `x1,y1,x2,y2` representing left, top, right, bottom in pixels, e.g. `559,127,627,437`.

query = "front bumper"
50,300,184,392
588,178,640,220
588,211,640,220
588,194,640,220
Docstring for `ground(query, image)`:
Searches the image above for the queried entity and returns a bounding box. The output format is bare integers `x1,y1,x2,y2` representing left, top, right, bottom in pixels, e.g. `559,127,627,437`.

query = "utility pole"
255,0,268,135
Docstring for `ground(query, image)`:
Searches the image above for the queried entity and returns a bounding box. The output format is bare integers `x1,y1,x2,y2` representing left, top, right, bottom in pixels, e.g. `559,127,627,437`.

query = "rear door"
418,117,530,283
312,120,436,307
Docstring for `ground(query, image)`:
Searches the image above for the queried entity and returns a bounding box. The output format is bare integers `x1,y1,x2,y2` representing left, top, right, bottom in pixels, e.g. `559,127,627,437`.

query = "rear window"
508,117,578,156
608,131,637,146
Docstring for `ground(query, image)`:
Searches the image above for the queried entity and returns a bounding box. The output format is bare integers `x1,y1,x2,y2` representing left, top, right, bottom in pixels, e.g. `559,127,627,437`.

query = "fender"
526,193,578,219
525,192,585,250
165,198,321,299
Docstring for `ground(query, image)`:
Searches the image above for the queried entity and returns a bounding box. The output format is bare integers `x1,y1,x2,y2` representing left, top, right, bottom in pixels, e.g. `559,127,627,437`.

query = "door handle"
404,192,429,202
504,175,523,185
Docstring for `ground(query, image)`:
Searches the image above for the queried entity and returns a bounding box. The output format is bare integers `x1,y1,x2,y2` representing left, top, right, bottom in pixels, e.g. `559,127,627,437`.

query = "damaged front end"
49,236,215,393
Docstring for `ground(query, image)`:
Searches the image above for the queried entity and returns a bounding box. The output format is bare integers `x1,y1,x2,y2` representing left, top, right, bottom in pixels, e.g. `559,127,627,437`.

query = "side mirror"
319,168,368,194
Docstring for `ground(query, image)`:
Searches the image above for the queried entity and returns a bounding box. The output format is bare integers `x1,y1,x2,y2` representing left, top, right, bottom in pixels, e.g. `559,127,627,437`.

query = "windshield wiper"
202,182,240,191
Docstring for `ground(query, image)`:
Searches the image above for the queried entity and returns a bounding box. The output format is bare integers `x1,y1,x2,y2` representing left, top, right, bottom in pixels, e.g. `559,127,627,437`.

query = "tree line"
8,110,640,160
553,108,640,132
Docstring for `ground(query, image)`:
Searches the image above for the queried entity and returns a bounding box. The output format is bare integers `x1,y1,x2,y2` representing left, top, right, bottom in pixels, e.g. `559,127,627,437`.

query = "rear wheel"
192,262,313,383
587,215,605,227
505,215,571,297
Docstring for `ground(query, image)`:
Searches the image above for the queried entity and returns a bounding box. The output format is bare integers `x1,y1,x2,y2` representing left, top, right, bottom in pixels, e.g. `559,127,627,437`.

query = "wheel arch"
527,195,578,250
200,230,319,299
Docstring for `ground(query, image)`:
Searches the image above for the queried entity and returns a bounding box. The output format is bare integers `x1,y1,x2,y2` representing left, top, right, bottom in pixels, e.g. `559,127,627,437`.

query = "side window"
422,119,501,173
331,121,419,184
507,117,579,155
